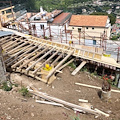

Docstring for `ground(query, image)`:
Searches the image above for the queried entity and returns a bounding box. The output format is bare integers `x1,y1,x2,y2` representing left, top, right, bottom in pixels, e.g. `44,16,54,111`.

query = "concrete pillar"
114,68,120,86
0,45,6,84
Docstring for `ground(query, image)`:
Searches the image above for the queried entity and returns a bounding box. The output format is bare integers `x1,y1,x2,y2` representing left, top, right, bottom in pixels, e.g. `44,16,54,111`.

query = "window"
86,27,88,29
92,27,94,30
78,28,81,32
40,25,44,29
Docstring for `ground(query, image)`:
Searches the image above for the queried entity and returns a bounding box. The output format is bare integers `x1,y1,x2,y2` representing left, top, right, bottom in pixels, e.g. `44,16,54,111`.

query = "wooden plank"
18,47,49,69
58,59,74,71
0,6,14,12
78,99,88,103
46,51,74,81
4,44,33,63
0,37,13,45
7,42,29,54
26,47,55,72
94,108,109,117
33,50,59,74
0,36,11,42
3,39,21,49
29,85,100,115
36,100,64,107
5,40,23,51
71,61,86,75
6,44,40,66
51,52,64,65
11,44,44,68
75,83,120,93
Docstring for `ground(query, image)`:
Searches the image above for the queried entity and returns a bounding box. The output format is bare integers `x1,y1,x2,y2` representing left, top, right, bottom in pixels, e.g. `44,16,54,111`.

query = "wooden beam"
6,44,40,66
0,36,11,42
0,6,14,12
3,37,23,49
58,59,74,71
36,100,64,107
75,83,120,93
29,85,100,115
51,52,64,65
7,42,29,54
26,47,55,72
33,50,60,74
4,44,34,63
46,51,74,81
18,47,49,69
5,40,23,51
71,61,86,75
11,44,44,68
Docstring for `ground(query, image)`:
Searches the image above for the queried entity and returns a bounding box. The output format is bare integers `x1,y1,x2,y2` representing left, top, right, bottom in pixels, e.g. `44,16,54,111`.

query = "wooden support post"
33,50,59,74
26,47,55,72
46,51,74,81
102,68,105,76
58,59,74,71
114,68,120,86
49,24,52,41
65,25,67,44
117,47,120,63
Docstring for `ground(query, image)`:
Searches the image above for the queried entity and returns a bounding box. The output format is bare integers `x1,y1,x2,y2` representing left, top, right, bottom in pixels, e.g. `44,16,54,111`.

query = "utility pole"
0,45,6,84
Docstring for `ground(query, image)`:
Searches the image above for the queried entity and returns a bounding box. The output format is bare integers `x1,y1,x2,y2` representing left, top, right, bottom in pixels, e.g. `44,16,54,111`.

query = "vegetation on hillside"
90,12,116,25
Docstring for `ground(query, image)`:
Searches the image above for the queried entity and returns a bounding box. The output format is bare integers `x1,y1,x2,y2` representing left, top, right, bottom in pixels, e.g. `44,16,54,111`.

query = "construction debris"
75,82,120,93
28,85,109,117
78,99,88,103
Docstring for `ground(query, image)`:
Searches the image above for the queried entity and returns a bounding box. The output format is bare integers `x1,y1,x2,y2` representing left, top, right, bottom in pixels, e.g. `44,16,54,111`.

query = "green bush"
68,62,76,69
2,81,12,91
72,115,80,120
111,35,118,40
19,87,29,96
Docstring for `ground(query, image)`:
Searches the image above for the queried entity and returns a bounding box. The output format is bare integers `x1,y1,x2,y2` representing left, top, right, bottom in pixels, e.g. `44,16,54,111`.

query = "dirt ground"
0,67,120,120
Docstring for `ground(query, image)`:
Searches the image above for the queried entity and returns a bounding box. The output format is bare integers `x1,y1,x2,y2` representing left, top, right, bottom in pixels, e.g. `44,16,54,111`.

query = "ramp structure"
0,31,120,84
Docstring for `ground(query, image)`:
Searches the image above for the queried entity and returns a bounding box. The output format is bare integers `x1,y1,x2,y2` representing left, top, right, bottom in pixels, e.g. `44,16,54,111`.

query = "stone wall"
0,45,6,84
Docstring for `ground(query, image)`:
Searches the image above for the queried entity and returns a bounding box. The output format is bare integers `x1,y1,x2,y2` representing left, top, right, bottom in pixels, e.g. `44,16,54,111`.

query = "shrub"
72,115,80,120
68,62,76,69
19,87,29,96
2,81,12,91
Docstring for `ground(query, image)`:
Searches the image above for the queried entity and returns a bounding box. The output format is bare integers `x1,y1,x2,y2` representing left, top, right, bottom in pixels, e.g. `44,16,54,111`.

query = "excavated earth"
0,67,120,120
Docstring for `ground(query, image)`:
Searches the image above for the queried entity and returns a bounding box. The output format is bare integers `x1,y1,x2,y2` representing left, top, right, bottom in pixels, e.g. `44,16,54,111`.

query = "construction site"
0,2,120,120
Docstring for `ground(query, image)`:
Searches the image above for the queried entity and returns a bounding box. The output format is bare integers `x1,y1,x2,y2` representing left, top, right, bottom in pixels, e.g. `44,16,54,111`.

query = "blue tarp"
0,31,13,37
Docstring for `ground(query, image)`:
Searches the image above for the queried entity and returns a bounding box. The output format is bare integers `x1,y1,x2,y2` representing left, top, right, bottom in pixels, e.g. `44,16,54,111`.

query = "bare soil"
0,67,120,120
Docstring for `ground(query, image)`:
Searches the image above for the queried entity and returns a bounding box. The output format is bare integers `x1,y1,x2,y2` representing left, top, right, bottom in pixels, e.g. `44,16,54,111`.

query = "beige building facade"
68,15,111,41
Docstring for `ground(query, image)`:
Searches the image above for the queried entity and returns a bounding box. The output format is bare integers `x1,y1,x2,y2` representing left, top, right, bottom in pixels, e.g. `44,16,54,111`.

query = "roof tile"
69,15,108,27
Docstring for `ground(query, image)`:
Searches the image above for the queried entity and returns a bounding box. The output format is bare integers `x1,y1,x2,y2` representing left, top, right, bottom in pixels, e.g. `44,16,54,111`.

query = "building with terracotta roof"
68,15,111,44
17,7,72,39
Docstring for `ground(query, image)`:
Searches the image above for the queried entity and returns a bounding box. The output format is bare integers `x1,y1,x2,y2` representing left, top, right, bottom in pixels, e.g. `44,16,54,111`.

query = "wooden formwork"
0,34,120,84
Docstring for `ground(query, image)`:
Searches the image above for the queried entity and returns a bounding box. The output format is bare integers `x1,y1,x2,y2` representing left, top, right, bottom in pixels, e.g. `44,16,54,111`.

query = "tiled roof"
69,15,108,27
51,13,72,25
